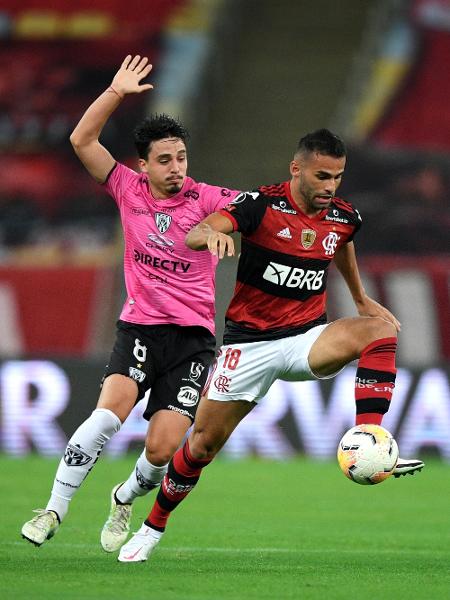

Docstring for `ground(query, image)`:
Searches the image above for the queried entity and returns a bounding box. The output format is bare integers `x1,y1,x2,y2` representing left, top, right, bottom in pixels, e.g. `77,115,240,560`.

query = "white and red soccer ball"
337,424,399,485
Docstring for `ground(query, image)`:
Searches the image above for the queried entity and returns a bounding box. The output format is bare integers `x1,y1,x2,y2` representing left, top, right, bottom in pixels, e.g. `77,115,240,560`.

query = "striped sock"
355,337,397,425
145,440,212,532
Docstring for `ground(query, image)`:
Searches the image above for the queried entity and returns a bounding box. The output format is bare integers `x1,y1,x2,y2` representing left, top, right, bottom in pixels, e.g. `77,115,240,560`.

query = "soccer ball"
337,424,399,485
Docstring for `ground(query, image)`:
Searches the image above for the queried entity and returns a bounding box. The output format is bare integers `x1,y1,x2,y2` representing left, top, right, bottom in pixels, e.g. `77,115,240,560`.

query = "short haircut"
133,114,190,159
296,128,346,158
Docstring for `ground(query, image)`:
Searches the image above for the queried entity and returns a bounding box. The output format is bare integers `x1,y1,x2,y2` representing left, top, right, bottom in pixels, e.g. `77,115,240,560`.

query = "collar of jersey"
283,181,328,221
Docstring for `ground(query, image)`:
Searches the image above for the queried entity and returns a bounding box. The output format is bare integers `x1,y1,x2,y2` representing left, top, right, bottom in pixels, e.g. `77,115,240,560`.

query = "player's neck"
290,191,322,217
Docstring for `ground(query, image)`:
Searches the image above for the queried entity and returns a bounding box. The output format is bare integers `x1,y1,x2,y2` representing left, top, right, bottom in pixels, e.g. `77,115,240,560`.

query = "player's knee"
355,317,397,354
189,429,223,461
145,445,175,466
366,316,397,342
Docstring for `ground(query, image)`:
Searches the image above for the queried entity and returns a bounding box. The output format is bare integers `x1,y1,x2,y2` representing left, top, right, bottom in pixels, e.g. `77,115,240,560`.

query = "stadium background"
0,0,449,464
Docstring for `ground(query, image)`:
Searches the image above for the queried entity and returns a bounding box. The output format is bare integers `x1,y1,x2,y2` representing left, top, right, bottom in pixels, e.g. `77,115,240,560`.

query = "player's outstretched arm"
70,55,153,183
334,242,401,331
185,213,235,259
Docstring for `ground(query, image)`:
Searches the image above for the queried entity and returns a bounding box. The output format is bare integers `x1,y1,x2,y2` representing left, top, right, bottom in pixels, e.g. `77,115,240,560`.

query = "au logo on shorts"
155,212,172,234
301,229,316,249
177,386,199,407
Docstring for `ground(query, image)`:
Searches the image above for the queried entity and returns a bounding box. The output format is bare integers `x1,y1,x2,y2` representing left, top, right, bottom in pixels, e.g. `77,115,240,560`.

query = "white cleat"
118,523,163,563
393,458,424,478
101,483,132,552
21,509,59,546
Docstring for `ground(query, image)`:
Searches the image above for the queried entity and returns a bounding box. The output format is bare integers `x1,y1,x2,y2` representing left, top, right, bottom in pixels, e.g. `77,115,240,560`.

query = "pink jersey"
104,162,239,334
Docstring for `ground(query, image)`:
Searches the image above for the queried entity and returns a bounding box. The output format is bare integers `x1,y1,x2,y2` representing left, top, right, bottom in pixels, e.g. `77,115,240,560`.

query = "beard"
167,181,183,194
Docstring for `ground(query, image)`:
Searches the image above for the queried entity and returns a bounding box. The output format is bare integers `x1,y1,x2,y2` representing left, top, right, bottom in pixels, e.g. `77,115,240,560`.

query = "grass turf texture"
1,455,449,600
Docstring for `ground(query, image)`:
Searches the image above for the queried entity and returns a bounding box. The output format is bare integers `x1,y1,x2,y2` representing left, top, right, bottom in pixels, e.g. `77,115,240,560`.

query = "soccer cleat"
21,509,59,546
101,483,132,552
393,458,424,478
118,523,163,562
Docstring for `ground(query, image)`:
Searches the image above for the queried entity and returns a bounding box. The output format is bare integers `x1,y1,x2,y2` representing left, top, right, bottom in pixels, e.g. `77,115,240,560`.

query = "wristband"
107,85,124,100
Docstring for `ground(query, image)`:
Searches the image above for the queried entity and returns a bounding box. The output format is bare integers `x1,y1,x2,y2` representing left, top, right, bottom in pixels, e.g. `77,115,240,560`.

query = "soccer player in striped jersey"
118,128,424,562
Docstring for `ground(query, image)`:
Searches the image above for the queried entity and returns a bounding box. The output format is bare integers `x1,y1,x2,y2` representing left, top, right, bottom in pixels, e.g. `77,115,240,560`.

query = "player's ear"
138,158,147,173
290,159,300,177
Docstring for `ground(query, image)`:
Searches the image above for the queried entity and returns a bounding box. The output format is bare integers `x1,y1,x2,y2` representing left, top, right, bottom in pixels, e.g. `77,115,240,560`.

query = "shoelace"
107,504,131,534
29,509,55,532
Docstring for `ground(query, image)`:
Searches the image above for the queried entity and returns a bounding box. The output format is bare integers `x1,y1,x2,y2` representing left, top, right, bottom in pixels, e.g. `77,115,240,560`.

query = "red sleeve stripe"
258,183,285,196
219,210,239,231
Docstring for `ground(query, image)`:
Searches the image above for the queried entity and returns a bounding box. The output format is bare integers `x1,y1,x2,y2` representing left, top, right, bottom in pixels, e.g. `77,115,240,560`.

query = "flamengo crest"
155,212,172,234
301,229,316,249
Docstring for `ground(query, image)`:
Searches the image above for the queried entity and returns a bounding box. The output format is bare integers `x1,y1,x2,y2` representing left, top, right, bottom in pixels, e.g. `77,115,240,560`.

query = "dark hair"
133,113,190,159
296,128,346,158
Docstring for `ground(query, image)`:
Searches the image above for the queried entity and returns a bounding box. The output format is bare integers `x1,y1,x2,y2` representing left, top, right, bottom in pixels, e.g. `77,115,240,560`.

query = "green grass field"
1,455,449,600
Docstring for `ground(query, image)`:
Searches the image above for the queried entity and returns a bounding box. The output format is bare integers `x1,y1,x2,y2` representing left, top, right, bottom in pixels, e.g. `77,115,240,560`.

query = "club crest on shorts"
155,212,172,234
189,362,205,381
129,367,146,383
213,374,231,393
301,229,316,249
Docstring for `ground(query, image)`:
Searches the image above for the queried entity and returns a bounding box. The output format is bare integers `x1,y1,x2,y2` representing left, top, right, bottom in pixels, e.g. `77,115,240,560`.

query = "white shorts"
208,324,339,403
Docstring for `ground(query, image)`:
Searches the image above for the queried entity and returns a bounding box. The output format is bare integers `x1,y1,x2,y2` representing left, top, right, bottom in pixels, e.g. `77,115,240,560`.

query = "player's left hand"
356,295,401,331
111,55,153,97
206,231,235,259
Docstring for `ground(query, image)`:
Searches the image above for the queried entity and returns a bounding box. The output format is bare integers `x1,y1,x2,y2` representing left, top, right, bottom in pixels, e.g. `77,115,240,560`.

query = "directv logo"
262,262,325,290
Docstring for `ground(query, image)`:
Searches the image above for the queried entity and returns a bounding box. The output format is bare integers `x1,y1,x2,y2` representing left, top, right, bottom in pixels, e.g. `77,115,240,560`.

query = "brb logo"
262,262,325,290
322,232,340,256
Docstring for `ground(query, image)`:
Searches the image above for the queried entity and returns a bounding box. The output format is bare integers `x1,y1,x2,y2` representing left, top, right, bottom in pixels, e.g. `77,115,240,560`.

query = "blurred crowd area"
341,151,450,255
0,0,191,264
0,0,449,263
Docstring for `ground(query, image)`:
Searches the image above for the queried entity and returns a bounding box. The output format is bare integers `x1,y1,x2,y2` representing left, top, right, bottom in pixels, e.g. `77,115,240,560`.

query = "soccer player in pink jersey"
21,55,238,550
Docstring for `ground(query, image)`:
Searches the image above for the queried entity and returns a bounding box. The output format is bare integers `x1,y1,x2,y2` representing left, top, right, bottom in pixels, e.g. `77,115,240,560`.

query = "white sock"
46,408,121,521
138,523,164,539
116,450,168,504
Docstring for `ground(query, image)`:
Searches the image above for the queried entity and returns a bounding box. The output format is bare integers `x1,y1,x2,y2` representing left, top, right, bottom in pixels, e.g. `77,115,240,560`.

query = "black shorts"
102,320,216,422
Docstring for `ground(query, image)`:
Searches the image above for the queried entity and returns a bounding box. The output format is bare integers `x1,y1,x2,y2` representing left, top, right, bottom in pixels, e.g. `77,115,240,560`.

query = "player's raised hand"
110,55,153,97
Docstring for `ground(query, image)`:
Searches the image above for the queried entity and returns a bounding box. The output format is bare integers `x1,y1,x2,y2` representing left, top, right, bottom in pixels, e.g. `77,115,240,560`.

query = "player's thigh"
100,321,154,418
97,374,138,423
208,339,284,403
145,409,192,465
308,317,396,378
189,396,256,458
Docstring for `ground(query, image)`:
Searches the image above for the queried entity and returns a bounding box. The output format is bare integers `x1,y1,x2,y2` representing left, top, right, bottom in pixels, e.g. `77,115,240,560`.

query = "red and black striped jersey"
219,181,362,343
